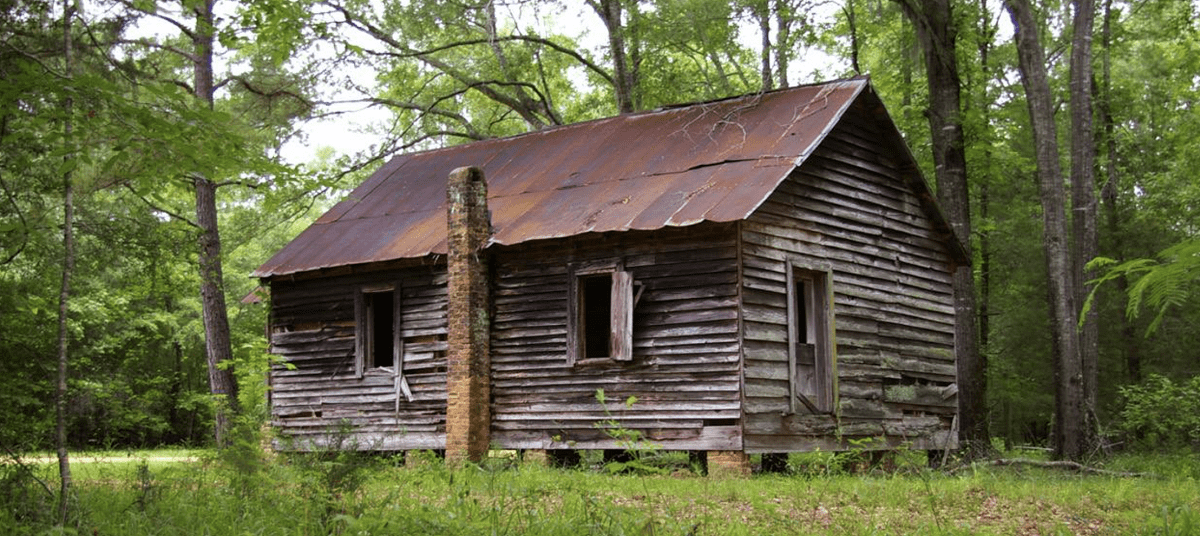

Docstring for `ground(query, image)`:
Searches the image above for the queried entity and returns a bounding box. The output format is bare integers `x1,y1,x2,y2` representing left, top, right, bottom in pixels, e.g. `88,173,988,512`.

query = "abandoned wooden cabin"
252,76,968,472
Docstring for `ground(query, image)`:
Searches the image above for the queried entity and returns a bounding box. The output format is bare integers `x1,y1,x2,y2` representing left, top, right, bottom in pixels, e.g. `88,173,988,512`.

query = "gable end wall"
741,103,959,453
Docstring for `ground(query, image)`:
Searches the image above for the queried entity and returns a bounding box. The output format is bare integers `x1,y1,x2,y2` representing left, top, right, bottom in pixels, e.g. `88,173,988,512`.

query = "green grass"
3,448,1198,535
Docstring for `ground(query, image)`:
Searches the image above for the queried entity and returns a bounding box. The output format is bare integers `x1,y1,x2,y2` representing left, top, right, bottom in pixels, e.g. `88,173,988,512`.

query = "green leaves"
234,0,314,65
132,0,156,13
0,0,325,450
56,158,79,177
1087,237,1200,336
1117,374,1200,449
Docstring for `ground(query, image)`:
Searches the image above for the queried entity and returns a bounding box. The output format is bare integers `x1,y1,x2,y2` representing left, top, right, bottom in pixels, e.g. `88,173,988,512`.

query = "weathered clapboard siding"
489,224,744,451
268,264,449,450
740,99,958,452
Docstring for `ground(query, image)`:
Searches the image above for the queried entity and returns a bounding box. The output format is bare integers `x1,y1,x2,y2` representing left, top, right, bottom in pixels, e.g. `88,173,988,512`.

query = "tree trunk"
195,174,239,446
55,0,75,524
591,0,635,113
626,1,641,109
845,0,862,74
483,1,558,127
897,0,988,456
979,179,990,359
193,0,239,447
168,340,184,443
753,0,773,91
774,0,791,87
900,17,916,108
975,0,996,448
1068,0,1099,451
1005,0,1085,461
976,0,992,355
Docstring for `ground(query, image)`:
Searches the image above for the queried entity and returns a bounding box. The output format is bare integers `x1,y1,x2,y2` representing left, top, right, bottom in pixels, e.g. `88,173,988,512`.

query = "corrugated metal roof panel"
254,77,871,278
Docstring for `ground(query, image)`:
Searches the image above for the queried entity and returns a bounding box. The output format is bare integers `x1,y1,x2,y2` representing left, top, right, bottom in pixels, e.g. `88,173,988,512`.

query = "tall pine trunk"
55,0,75,524
974,0,993,398
1005,0,1086,461
1068,0,1099,451
897,0,988,455
192,0,239,447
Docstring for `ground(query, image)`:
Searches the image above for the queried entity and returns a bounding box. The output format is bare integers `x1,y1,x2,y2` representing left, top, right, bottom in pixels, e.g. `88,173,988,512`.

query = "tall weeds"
4,445,1198,535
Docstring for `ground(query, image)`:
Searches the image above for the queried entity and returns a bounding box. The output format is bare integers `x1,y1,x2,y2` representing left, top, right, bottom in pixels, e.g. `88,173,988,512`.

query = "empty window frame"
567,261,635,364
786,261,835,413
355,285,401,377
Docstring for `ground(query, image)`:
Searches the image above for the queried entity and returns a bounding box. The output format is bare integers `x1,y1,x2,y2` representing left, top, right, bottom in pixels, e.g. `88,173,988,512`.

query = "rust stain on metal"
254,77,870,278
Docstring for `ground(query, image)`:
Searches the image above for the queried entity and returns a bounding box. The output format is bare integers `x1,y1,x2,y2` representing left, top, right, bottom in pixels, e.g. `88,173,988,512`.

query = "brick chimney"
445,166,491,465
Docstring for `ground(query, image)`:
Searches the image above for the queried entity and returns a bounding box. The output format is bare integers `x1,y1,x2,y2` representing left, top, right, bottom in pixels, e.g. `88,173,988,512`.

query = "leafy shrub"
285,420,380,523
216,412,271,499
0,457,52,529
1116,374,1200,450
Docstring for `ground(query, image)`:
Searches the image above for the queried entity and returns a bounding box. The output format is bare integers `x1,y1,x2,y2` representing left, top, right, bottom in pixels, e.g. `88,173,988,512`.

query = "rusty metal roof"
255,76,919,278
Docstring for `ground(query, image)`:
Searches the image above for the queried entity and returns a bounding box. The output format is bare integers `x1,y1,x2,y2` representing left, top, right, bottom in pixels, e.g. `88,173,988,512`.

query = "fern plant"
1085,236,1200,336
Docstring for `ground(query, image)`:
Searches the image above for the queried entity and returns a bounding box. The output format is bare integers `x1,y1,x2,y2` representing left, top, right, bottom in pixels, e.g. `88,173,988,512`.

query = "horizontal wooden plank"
274,432,446,452
882,383,957,408
744,413,839,436
490,409,741,422
490,424,741,451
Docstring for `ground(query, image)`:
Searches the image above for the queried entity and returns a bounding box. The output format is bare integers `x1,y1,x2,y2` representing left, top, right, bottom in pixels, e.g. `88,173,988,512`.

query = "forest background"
2,0,1198,469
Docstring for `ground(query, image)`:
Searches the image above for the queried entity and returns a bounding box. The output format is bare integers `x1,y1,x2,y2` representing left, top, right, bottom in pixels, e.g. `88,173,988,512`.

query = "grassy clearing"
3,448,1197,535
20,448,202,466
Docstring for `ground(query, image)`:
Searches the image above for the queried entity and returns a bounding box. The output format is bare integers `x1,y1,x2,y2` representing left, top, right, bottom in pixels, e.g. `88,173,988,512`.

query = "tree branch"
321,1,559,128
76,18,196,95
368,96,484,140
413,53,555,127
0,164,29,266
122,184,200,229
213,178,266,189
384,36,614,86
111,0,197,40
0,448,54,500
218,75,313,111
0,39,69,79
105,38,199,63
322,126,481,190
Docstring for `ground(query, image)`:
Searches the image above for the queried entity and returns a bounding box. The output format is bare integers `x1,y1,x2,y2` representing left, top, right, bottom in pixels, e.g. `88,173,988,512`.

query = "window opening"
355,285,411,406
581,274,613,359
367,290,395,369
794,276,816,368
568,262,634,364
356,286,400,378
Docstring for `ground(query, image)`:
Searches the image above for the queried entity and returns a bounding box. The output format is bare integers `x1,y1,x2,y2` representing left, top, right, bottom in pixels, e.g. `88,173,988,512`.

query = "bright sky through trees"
279,0,844,163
